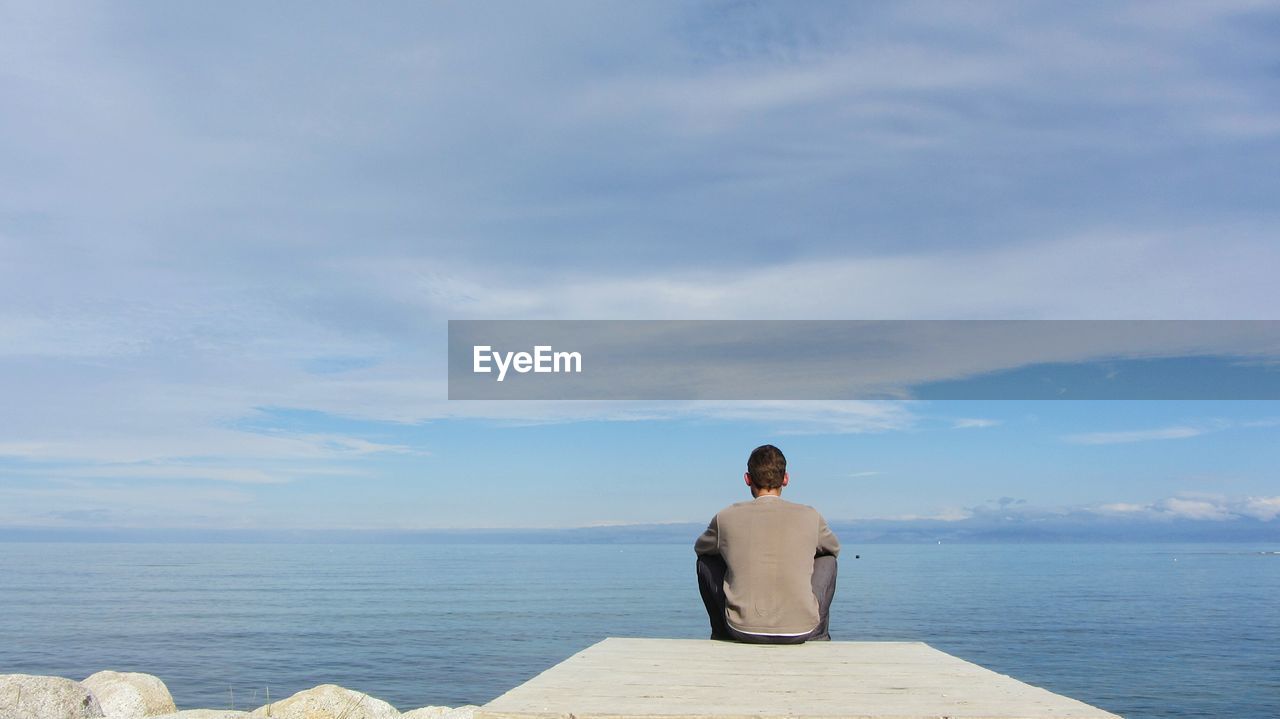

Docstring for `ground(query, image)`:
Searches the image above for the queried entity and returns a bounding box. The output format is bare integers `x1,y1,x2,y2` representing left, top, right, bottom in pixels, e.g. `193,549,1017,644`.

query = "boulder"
149,713,249,719
149,706,249,711
249,685,398,719
81,672,176,718
399,709,446,719
0,673,105,719
402,707,477,719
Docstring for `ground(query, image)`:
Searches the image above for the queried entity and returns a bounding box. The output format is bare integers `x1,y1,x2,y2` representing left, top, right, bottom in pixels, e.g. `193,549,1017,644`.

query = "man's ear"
782,473,790,487
744,472,753,487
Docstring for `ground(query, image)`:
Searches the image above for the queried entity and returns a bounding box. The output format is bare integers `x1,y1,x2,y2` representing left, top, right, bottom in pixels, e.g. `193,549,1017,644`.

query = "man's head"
745,444,789,495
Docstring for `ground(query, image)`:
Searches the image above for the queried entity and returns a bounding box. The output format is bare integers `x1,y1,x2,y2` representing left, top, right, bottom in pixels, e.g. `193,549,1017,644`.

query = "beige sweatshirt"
695,495,841,635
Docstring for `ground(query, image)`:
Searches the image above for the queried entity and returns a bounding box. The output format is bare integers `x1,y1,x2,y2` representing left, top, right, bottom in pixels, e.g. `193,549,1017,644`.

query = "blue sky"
1,2,1278,535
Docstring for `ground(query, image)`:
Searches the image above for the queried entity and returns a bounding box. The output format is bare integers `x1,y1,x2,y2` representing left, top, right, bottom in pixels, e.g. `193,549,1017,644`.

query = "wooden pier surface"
477,638,1122,719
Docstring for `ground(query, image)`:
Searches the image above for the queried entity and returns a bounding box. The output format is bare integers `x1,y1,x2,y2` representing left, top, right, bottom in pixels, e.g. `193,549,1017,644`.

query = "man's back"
696,495,840,636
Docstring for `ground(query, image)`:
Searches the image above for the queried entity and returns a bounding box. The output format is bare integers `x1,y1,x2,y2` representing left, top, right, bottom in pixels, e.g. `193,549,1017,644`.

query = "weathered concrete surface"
477,638,1122,719
403,706,479,719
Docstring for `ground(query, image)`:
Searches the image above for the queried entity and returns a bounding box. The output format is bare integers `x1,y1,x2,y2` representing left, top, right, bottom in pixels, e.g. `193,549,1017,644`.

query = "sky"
1,2,1278,537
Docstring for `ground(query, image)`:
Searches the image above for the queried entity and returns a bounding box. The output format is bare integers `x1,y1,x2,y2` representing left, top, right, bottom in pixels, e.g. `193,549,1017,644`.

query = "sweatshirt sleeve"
816,514,840,557
694,514,720,556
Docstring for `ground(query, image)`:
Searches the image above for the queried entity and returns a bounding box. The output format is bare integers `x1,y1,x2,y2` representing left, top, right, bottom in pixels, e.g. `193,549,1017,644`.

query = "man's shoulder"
713,499,756,518
717,497,825,518
782,498,828,522
771,497,824,513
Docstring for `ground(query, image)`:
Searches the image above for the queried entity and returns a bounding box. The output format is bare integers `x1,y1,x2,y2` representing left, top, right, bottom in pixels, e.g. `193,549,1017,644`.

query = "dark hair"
747,444,787,490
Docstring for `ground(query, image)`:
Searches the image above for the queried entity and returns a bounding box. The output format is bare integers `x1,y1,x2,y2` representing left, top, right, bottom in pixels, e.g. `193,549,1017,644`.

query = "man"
695,444,840,643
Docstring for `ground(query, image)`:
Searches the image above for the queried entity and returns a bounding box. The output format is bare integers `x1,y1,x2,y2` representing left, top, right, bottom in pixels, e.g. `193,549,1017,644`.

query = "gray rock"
81,672,176,718
249,685,398,719
0,674,105,719
149,706,249,711
402,707,477,719
399,708,447,719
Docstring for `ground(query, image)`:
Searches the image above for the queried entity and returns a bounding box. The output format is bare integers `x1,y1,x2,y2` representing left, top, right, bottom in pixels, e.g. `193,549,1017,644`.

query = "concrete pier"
478,638,1121,719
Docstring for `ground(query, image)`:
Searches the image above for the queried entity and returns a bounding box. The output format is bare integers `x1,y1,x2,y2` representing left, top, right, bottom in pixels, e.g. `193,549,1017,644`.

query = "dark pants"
696,553,838,644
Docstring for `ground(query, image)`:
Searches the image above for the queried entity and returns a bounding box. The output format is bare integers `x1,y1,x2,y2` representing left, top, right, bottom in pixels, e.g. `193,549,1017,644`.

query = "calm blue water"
1,543,1277,718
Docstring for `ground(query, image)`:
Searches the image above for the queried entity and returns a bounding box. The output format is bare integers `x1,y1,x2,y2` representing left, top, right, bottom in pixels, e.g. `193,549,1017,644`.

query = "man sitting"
695,444,840,643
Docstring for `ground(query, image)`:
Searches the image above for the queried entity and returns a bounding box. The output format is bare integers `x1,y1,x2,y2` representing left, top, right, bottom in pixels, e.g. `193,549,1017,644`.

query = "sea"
1,542,1277,718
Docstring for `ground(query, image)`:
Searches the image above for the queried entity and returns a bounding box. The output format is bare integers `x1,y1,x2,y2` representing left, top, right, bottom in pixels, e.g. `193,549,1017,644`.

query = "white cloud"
1239,496,1280,522
1096,502,1148,514
1062,416,1276,445
1088,495,1280,522
1063,426,1207,445
47,465,294,485
953,418,1000,429
0,427,419,466
865,494,1280,527
688,400,915,435
0,479,258,529
879,508,974,522
410,229,1280,322
1157,497,1234,521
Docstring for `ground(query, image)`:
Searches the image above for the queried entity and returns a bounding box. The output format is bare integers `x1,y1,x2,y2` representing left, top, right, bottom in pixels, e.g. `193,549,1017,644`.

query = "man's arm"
816,514,840,557
694,514,720,556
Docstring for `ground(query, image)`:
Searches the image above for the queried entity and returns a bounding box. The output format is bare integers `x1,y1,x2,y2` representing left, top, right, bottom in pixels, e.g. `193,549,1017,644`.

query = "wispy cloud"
867,494,1280,527
0,479,258,529
1239,496,1280,521
1061,416,1277,444
1091,494,1280,522
879,508,974,522
692,401,916,435
953,418,1000,429
48,464,294,485
1157,497,1234,521
1063,426,1208,444
0,428,420,465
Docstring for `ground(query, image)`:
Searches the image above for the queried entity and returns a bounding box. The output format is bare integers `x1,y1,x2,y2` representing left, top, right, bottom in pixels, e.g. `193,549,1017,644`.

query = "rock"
402,706,477,719
0,674,105,719
149,706,249,711
249,685,398,719
81,672,176,718
149,713,249,719
399,708,446,719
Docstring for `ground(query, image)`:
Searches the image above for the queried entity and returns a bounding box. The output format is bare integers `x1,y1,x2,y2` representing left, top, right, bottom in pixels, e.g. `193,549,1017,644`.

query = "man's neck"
751,488,783,499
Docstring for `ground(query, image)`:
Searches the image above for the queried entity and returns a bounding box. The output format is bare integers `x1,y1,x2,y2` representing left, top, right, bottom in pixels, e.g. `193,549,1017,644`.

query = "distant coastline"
2,517,1278,544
